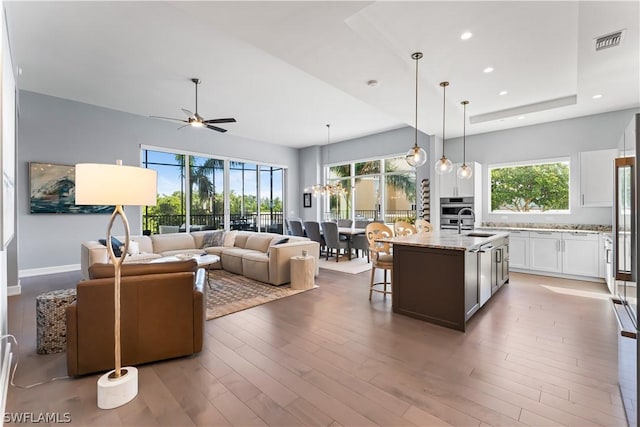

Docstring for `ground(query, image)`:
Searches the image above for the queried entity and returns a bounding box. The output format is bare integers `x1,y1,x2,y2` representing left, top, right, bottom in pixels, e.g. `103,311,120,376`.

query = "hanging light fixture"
307,124,345,197
457,100,473,179
435,81,453,175
405,52,427,168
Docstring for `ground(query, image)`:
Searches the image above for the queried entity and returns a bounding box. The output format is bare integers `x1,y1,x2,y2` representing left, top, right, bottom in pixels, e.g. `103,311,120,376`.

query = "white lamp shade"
75,163,157,206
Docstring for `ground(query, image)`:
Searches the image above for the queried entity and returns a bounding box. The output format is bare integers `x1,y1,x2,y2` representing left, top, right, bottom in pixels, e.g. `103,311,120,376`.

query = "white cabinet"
508,230,529,269
579,149,617,207
439,162,481,197
561,232,600,277
529,231,563,273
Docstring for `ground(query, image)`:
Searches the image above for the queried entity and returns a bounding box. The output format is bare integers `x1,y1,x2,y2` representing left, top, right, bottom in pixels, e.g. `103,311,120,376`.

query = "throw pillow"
98,236,123,257
202,230,225,248
223,230,238,247
267,237,289,256
127,240,140,256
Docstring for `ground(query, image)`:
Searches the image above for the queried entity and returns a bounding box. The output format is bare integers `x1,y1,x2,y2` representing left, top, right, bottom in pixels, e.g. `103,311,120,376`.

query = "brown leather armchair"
66,260,206,376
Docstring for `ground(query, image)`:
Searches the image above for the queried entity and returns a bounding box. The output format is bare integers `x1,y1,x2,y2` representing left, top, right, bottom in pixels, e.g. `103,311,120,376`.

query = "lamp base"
97,367,138,409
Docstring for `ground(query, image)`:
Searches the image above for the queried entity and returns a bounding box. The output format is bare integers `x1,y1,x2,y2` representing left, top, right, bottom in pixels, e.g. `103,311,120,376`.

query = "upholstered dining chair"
365,222,394,300
321,221,349,262
415,218,434,234
288,219,305,237
303,221,325,254
337,219,353,227
394,220,417,236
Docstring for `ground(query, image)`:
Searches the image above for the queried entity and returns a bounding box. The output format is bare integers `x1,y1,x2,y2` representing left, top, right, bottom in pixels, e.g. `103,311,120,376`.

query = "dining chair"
354,220,371,229
321,221,349,262
337,219,353,227
415,218,433,233
365,222,394,300
303,221,325,254
288,219,305,237
394,220,417,236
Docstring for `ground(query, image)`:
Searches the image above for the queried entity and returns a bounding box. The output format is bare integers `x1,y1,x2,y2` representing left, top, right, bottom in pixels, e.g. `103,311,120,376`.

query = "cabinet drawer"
561,232,599,241
507,230,529,237
530,231,562,239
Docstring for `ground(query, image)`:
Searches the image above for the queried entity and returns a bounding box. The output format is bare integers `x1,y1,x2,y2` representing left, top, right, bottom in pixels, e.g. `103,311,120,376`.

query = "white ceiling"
5,1,639,148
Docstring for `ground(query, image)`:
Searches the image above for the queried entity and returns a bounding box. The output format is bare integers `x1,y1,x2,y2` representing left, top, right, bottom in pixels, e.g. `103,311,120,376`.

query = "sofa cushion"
202,230,225,248
242,252,270,283
98,236,123,257
150,233,196,253
223,230,238,247
220,248,255,275
245,234,275,253
88,259,197,279
233,233,250,249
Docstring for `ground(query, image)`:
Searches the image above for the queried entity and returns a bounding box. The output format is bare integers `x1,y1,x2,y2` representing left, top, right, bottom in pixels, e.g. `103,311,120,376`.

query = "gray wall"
17,91,300,271
444,108,640,225
297,126,433,223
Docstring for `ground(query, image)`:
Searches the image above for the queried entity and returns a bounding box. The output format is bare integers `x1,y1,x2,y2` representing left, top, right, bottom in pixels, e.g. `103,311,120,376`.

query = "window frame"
487,157,571,215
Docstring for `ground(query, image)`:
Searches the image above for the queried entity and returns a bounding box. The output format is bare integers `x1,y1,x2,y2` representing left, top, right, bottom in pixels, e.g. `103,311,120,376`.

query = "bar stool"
365,223,394,300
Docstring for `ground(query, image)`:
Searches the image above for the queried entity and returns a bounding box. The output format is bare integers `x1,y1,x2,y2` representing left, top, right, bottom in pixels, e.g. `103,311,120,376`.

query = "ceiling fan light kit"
405,52,428,168
150,78,236,133
435,81,453,175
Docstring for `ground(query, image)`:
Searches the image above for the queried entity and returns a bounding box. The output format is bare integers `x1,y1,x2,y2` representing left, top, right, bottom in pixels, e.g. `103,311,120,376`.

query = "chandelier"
307,124,346,197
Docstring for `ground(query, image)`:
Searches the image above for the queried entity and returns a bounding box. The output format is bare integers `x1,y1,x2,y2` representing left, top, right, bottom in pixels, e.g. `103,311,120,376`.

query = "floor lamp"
75,160,157,409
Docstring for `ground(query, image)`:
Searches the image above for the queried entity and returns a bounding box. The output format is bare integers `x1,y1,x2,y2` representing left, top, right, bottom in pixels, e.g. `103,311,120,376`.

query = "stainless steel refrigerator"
612,113,638,426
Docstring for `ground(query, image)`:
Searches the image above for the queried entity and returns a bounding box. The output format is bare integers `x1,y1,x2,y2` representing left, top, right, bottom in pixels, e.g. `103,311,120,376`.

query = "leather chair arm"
65,302,79,377
193,268,206,352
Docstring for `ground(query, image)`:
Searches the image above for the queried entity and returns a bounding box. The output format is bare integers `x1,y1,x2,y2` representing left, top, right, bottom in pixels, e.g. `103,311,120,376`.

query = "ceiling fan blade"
177,124,190,130
205,124,228,133
203,118,236,124
150,116,188,124
182,109,194,117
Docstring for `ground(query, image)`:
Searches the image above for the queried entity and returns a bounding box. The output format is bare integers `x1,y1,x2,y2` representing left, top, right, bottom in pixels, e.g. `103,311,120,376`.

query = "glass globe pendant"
405,52,427,168
435,81,453,175
456,100,473,179
435,155,453,174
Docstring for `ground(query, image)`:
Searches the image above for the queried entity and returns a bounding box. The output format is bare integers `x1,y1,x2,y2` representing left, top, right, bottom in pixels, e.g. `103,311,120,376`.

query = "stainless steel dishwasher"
478,242,495,307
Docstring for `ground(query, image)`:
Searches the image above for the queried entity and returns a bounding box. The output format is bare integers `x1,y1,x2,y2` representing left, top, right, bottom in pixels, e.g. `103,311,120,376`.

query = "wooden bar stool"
365,223,394,300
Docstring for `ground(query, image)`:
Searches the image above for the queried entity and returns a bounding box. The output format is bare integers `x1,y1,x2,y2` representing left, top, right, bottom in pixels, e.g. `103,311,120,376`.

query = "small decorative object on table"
36,288,77,354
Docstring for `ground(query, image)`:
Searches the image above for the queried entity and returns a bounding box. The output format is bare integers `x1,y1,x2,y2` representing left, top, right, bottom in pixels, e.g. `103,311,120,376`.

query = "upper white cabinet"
439,162,482,198
579,149,617,207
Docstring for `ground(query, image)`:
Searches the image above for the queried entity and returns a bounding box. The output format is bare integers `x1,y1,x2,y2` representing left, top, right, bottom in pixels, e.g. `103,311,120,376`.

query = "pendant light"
435,81,453,175
308,124,344,197
457,100,473,179
405,52,427,168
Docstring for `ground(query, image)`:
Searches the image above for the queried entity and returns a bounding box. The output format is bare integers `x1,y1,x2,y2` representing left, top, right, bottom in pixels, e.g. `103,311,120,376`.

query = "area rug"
206,270,315,320
317,256,372,274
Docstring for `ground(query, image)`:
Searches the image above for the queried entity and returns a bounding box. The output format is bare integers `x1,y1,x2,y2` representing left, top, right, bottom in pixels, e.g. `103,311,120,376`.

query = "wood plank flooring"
6,269,628,426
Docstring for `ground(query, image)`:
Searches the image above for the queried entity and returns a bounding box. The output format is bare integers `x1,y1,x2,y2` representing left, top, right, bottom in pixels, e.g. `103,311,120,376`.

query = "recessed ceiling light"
460,32,473,40
499,90,508,96
517,116,525,120
592,94,602,99
483,67,494,73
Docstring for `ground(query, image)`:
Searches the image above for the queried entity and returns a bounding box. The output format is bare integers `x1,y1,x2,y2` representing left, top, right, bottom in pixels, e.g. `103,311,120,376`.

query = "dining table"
338,227,366,260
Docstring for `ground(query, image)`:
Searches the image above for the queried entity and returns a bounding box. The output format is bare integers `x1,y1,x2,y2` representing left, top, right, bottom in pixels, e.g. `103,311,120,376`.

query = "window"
323,156,416,223
142,149,285,234
489,159,570,213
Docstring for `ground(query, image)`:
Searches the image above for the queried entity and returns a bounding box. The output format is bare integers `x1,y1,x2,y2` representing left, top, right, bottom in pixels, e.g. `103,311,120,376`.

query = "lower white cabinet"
561,232,600,277
508,229,602,278
508,230,529,269
529,231,562,273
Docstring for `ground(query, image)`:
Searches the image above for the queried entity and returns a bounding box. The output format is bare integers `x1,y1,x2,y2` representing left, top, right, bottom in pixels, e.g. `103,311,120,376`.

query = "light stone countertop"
377,229,510,252
481,226,601,234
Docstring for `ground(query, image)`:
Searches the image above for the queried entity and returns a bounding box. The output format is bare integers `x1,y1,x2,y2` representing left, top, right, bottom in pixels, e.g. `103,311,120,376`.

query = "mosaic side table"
36,288,77,354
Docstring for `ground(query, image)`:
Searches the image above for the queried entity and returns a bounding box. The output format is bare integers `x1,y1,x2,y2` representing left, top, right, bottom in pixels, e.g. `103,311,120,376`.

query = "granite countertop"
481,222,611,234
377,229,510,251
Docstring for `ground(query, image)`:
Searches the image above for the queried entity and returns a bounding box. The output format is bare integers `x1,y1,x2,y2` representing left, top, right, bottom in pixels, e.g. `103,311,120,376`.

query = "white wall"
17,91,300,272
444,108,639,225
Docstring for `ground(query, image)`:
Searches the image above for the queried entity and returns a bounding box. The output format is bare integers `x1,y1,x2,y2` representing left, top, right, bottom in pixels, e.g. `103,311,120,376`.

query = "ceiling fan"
151,78,236,133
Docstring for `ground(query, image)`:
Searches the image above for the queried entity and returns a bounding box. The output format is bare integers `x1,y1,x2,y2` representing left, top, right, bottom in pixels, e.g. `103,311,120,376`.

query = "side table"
290,256,315,290
36,288,77,354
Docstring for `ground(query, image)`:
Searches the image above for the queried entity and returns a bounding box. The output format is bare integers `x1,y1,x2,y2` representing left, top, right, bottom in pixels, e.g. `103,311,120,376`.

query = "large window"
489,159,570,213
142,149,285,234
324,155,416,223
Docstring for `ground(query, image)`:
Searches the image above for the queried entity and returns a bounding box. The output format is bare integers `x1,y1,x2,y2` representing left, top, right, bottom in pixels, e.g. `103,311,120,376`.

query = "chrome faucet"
457,207,476,234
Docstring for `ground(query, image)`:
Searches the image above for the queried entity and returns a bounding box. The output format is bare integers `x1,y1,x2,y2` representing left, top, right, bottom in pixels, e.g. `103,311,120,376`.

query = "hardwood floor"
6,269,628,426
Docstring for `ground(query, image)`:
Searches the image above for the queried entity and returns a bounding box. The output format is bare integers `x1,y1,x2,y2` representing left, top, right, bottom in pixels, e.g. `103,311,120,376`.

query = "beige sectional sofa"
81,230,319,286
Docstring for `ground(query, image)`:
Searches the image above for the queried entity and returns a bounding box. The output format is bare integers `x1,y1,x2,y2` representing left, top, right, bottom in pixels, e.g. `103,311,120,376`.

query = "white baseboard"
7,281,20,296
510,268,605,283
19,264,80,278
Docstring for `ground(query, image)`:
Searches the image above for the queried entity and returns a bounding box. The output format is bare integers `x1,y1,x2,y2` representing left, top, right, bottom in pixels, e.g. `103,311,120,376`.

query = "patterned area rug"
206,270,315,320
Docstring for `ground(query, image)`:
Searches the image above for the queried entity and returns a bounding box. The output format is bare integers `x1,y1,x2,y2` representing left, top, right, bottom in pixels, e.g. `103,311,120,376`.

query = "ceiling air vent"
595,30,623,51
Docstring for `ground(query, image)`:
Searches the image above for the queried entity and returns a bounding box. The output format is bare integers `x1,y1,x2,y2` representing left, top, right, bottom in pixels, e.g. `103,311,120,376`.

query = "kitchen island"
378,230,510,332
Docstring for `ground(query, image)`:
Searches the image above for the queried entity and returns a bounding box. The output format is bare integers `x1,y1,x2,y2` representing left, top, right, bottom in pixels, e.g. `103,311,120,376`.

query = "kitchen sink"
465,232,496,238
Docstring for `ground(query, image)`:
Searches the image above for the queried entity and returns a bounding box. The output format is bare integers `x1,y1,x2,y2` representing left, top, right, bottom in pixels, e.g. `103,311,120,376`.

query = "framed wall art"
303,192,312,208
29,162,112,214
